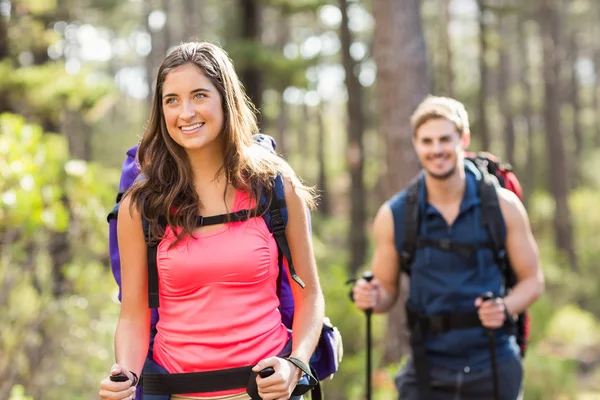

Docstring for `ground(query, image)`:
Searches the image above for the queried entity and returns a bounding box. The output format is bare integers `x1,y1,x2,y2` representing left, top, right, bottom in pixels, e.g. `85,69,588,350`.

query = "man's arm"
353,203,402,314
498,188,545,315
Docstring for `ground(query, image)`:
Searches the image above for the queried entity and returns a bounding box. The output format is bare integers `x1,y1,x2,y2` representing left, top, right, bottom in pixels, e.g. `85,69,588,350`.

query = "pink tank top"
152,189,289,397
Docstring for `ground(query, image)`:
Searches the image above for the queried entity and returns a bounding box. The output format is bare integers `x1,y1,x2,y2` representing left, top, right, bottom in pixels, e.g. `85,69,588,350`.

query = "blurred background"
2,0,600,399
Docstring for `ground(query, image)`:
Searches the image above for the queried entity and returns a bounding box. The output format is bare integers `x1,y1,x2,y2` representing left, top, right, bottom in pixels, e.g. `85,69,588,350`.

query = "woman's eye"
165,97,176,105
194,93,205,99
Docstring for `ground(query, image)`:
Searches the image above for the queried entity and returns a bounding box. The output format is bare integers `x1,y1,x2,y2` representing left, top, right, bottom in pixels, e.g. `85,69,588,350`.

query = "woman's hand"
99,364,137,400
252,357,302,400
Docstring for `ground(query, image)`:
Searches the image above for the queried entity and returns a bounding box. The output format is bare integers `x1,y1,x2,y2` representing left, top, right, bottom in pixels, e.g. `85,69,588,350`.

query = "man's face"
413,118,469,180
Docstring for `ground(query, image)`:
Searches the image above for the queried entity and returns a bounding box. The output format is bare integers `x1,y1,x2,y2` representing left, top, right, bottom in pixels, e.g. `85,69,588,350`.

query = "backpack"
401,152,529,357
107,134,342,399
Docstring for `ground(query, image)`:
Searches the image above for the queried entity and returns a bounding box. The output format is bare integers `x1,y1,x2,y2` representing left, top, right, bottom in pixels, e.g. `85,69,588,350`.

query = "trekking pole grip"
362,271,374,316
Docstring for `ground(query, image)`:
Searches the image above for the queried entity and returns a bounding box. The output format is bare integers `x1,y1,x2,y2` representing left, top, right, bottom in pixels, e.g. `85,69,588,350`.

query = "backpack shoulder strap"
261,175,305,288
143,199,165,309
400,176,421,275
400,175,421,276
477,170,507,264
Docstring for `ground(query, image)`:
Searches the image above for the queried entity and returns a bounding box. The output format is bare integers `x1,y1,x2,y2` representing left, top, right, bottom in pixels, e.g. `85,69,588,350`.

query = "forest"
2,0,600,399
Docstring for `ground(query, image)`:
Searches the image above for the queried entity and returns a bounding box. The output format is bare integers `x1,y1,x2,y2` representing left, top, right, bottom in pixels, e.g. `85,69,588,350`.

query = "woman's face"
161,63,225,154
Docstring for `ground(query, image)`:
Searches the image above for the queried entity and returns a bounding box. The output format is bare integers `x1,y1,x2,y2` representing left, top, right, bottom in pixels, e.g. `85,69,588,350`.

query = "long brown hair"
127,42,315,244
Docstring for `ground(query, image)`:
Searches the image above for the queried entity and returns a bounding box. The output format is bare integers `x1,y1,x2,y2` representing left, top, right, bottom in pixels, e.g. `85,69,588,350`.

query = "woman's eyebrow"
163,88,210,99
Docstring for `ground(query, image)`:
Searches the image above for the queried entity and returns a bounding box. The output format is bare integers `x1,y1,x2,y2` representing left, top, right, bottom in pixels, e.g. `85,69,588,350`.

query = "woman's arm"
281,176,325,367
114,194,152,377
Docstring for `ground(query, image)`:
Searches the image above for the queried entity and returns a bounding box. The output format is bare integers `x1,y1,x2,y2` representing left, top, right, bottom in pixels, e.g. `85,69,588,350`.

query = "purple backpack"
107,135,343,398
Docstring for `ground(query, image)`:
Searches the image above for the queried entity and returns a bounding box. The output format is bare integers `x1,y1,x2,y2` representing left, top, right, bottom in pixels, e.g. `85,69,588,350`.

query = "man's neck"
424,166,466,206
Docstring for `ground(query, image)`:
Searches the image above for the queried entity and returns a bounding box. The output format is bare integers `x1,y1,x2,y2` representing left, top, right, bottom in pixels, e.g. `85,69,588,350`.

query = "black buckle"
271,217,285,234
428,315,450,333
438,238,451,251
400,251,412,265
197,216,204,226
145,230,157,247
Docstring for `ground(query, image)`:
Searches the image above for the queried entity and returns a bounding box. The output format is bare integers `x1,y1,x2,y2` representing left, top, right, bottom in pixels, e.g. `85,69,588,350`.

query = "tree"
476,0,491,151
539,0,578,271
497,3,516,167
239,0,264,116
340,0,367,274
372,0,432,364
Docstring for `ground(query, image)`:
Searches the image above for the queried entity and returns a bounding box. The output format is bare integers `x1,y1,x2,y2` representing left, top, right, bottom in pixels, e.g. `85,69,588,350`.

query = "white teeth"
181,122,204,131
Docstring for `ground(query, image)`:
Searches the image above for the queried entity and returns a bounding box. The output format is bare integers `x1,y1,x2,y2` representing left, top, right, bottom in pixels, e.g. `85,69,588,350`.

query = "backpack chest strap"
416,237,493,258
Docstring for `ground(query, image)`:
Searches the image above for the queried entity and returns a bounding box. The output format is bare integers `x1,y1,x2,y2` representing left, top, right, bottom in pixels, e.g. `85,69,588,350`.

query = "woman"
99,42,324,400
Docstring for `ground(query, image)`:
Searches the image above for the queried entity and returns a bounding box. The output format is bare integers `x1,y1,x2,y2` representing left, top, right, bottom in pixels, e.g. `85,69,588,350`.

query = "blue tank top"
388,161,519,371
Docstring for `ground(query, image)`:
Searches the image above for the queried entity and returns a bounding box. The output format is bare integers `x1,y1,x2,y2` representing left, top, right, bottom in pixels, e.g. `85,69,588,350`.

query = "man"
352,96,544,399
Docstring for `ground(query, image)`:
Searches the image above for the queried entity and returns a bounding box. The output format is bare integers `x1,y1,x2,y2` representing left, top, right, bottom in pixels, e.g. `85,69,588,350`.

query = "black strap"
416,238,493,258
406,307,482,334
194,200,285,227
143,218,161,309
408,309,435,399
284,356,319,396
477,173,509,270
400,176,421,275
268,192,305,288
142,366,254,395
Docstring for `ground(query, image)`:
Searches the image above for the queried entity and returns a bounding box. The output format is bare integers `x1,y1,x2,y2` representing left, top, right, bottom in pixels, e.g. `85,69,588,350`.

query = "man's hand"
475,296,508,329
352,278,381,311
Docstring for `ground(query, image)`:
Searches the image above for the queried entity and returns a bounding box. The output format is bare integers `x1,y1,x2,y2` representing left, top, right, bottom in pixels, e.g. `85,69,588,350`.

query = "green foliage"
8,385,33,400
0,113,120,399
0,61,116,131
522,347,578,400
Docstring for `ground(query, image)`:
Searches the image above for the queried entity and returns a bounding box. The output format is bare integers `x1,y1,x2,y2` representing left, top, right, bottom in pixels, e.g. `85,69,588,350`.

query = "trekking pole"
362,271,374,400
481,292,500,400
346,271,375,400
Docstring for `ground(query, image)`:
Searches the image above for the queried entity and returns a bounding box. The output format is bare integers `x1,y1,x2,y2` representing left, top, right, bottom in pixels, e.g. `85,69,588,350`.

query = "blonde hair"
411,95,470,137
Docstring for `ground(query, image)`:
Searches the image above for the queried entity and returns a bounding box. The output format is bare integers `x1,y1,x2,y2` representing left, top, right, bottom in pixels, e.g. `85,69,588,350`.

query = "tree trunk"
439,0,454,97
539,0,577,271
476,0,491,151
594,47,600,148
518,15,535,208
276,92,289,155
316,105,330,216
274,14,291,154
340,0,367,275
372,0,431,365
183,0,203,42
239,0,263,117
62,108,91,161
144,0,156,106
568,32,582,186
0,10,8,60
498,8,516,167
162,0,171,52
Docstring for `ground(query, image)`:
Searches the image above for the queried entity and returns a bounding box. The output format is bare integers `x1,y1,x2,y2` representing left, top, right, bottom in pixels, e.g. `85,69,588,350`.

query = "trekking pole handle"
109,373,129,382
259,367,275,378
479,292,498,335
480,292,495,302
362,271,374,315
